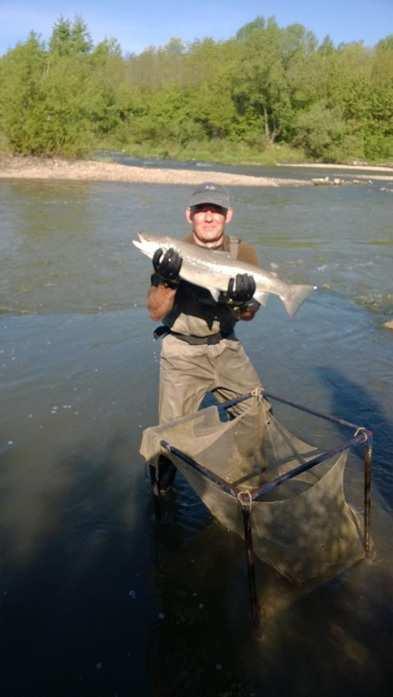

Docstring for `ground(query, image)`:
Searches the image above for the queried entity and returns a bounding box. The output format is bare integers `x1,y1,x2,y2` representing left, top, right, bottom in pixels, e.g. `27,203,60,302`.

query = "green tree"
365,39,393,159
293,103,356,160
37,55,100,155
49,16,92,56
0,33,47,154
1,15,393,162
376,34,393,52
231,19,293,144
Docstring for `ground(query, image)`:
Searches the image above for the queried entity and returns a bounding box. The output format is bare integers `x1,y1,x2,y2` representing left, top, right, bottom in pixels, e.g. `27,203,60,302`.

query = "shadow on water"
316,365,393,512
147,506,259,697
0,435,154,697
146,382,393,697
148,481,393,697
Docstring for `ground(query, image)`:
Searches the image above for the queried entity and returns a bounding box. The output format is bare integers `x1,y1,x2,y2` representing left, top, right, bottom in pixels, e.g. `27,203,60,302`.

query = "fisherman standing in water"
147,182,262,491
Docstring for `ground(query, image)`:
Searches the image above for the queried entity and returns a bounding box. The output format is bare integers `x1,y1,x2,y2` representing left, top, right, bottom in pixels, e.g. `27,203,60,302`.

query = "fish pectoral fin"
209,288,221,302
254,290,269,306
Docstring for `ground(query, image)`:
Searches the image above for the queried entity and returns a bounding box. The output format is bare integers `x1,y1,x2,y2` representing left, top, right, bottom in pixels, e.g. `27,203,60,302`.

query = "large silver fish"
133,233,316,317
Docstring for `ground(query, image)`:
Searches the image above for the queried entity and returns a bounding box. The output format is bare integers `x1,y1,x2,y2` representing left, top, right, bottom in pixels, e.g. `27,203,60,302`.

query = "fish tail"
281,284,315,317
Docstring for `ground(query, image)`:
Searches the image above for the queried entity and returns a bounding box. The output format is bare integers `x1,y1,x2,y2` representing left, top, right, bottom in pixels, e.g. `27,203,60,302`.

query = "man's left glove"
151,247,183,289
225,273,256,308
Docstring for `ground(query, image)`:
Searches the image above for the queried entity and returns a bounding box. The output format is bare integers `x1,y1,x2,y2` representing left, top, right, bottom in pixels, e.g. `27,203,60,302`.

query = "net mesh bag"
140,393,365,584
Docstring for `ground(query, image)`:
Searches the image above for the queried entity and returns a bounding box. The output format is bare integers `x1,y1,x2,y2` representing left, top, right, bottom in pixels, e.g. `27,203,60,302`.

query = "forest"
0,16,392,163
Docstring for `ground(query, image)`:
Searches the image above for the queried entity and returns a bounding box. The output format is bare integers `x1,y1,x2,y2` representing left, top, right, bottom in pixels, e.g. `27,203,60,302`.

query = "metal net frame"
145,390,373,629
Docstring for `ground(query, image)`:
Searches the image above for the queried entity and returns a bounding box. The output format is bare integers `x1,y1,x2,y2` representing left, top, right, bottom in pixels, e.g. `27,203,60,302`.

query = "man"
147,182,262,491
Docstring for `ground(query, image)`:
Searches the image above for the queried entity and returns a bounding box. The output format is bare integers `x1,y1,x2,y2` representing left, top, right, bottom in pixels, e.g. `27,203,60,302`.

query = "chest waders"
153,237,262,493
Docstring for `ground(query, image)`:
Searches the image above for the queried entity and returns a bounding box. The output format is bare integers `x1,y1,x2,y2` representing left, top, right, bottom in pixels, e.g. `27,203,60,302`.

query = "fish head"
132,233,178,260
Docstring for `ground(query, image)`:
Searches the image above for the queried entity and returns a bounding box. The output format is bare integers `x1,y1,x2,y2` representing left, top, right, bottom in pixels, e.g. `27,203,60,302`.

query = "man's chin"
194,236,224,249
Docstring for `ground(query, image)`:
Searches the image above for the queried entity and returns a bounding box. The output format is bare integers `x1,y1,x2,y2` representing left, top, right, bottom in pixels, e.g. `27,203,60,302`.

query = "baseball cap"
188,182,230,210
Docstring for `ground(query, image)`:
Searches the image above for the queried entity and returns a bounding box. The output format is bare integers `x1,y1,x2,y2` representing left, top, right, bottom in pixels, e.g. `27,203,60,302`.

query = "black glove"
151,247,182,288
225,273,256,307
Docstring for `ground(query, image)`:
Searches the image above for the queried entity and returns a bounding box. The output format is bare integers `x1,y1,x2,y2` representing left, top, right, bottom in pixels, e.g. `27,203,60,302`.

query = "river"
0,165,392,696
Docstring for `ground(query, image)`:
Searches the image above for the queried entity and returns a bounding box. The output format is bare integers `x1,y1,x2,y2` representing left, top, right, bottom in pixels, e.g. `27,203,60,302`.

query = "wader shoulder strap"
229,237,241,259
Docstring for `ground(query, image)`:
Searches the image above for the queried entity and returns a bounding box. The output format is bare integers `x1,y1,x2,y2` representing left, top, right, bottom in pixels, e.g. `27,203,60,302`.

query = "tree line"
0,16,392,162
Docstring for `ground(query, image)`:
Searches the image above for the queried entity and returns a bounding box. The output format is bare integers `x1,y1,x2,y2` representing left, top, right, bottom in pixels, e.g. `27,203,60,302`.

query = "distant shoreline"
1,155,393,186
279,162,393,172
0,156,308,187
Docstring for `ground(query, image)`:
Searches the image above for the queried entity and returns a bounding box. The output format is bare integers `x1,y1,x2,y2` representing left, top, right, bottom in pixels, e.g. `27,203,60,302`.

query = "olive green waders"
157,333,261,489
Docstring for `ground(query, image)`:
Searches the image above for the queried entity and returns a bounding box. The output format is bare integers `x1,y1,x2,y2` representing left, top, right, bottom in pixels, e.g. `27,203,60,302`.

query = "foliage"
0,16,392,161
48,16,92,56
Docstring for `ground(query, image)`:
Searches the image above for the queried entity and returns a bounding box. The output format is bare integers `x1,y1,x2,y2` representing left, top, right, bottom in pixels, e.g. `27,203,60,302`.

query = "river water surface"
0,168,392,696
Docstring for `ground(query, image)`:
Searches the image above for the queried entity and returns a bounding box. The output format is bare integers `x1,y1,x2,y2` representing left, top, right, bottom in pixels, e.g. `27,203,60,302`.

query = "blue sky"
1,0,392,55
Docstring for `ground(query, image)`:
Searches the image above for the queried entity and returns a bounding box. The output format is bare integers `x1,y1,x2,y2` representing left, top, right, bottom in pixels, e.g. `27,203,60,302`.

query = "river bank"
0,155,309,187
280,162,393,172
2,155,393,186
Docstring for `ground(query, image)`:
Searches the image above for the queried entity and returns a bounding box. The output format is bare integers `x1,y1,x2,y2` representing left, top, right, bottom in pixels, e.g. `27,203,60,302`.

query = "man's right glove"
151,248,183,289
225,273,256,308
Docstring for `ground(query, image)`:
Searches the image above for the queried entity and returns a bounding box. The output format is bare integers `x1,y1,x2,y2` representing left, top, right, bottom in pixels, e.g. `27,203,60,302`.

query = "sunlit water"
0,172,392,696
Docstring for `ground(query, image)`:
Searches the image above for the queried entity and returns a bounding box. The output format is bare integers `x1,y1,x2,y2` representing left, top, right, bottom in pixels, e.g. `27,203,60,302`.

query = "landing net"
140,392,365,584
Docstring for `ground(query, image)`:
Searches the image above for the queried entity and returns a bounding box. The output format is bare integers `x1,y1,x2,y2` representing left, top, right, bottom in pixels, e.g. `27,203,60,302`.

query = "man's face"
186,203,233,248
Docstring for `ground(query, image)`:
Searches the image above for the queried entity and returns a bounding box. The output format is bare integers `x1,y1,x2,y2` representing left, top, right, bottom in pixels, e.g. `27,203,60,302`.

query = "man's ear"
185,207,193,224
225,207,233,224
